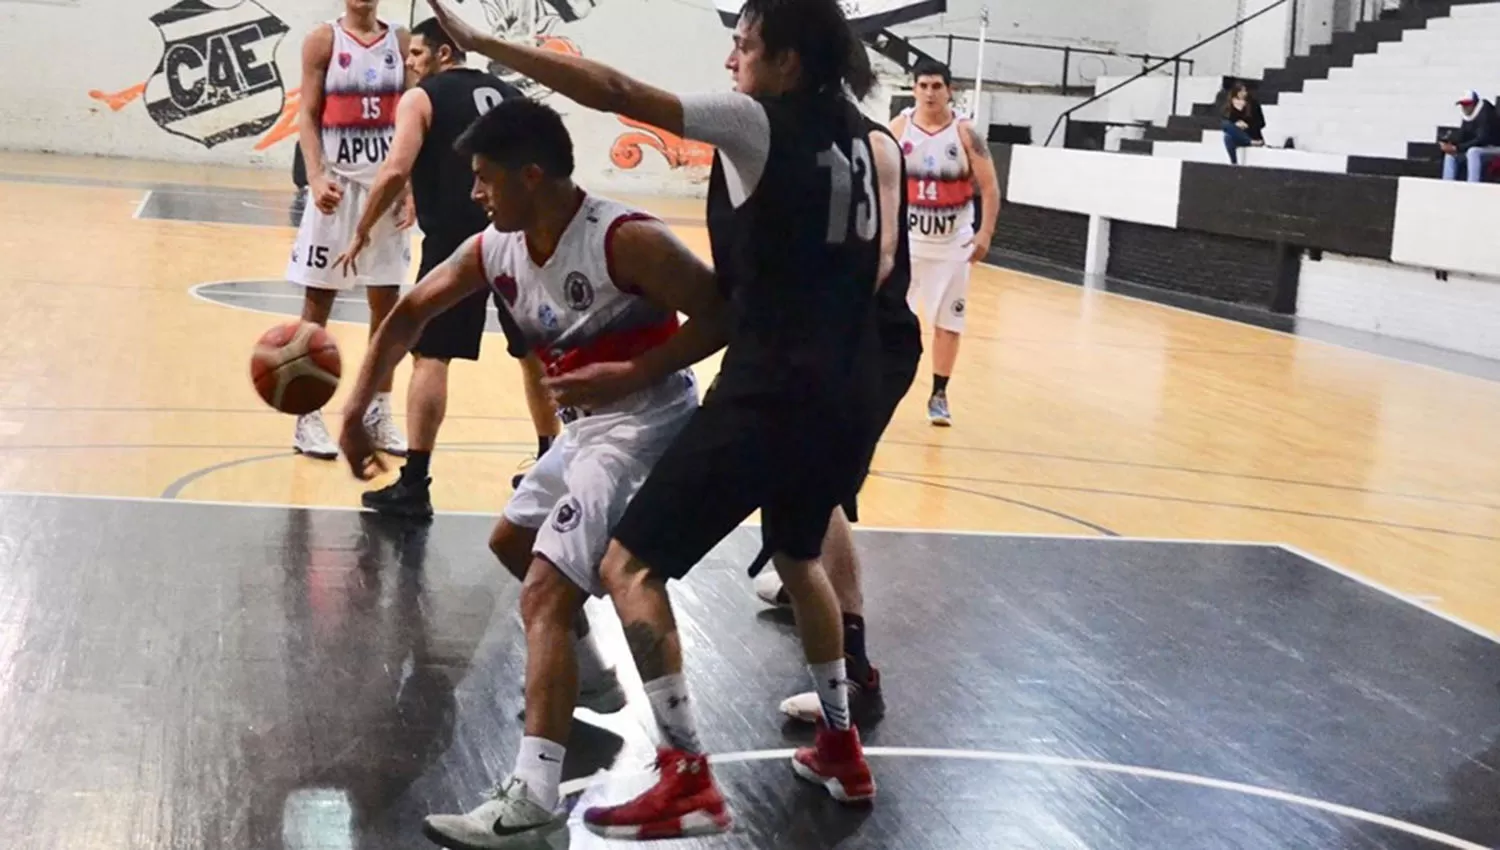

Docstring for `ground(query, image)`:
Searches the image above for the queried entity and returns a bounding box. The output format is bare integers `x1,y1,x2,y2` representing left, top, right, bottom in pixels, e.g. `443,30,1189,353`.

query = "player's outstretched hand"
338,414,386,481
333,229,370,278
426,0,484,50
543,361,644,409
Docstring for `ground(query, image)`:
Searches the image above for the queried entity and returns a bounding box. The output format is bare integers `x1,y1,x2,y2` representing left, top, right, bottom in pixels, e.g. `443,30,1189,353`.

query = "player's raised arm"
338,234,490,476
424,0,683,135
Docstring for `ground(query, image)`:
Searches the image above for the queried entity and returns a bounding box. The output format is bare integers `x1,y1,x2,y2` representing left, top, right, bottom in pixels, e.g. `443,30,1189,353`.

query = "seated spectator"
1222,84,1266,165
1440,90,1500,182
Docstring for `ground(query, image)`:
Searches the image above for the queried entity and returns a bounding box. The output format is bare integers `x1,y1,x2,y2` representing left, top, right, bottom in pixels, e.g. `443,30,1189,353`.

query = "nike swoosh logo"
493,820,544,837
538,754,560,762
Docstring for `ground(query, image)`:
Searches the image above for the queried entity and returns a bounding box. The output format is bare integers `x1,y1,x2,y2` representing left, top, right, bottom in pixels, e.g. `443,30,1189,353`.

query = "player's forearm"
471,34,639,117
359,167,408,236
343,302,422,416
631,315,727,385
977,179,1001,235
298,104,327,179
520,356,562,438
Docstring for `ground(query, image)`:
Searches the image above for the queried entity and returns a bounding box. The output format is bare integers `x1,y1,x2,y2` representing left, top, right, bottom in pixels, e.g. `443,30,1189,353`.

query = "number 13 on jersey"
819,139,877,245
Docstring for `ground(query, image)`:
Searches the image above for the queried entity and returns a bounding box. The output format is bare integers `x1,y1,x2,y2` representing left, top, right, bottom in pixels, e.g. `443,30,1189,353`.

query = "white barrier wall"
0,0,904,195
1299,253,1500,360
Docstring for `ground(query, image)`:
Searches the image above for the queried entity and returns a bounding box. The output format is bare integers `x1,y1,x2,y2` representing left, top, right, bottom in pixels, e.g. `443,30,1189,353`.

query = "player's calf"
584,541,731,839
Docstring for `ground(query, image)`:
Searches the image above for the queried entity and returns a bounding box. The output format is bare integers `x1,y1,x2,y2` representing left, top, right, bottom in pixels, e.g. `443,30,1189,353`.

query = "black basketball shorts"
842,339,921,523
611,391,873,581
412,237,495,362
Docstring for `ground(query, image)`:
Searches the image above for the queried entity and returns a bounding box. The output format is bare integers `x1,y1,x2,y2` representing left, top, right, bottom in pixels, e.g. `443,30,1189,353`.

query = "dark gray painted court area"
0,493,1496,848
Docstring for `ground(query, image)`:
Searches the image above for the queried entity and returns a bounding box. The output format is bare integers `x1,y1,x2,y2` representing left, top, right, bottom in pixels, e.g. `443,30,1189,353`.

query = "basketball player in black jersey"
748,113,922,728
335,17,560,519
427,0,902,837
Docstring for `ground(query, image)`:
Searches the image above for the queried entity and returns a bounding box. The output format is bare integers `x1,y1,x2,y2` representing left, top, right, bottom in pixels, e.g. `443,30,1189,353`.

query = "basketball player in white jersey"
333,98,730,848
891,59,1001,427
285,0,411,459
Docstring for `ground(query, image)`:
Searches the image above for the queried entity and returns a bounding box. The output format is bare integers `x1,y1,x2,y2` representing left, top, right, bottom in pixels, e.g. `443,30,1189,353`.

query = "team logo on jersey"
952,298,966,316
538,303,560,331
491,273,518,305
364,68,378,84
338,52,353,69
142,0,290,148
902,140,914,155
551,496,582,532
946,143,960,160
924,154,937,169
384,51,399,69
564,272,594,311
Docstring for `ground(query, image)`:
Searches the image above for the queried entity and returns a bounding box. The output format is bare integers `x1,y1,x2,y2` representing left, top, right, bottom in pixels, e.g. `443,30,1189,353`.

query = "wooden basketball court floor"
2,150,1500,848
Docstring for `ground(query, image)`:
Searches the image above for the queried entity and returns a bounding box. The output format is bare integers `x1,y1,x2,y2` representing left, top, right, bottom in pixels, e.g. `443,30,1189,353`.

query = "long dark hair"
740,0,876,100
1222,84,1252,118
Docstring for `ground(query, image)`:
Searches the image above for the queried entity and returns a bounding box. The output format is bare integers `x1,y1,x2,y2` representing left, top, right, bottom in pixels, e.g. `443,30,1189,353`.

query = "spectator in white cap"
1440,90,1500,182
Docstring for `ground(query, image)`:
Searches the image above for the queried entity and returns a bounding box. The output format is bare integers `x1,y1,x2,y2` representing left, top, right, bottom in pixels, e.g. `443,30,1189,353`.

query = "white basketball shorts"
909,248,972,334
504,371,700,596
286,176,411,291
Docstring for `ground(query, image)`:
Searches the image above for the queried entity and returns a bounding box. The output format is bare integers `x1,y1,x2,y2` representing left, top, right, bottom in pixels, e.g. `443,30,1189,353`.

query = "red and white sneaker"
583,748,732,840
792,722,876,804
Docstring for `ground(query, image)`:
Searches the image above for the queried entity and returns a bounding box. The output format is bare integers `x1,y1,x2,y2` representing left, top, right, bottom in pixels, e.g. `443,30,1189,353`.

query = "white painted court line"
1278,543,1499,644
132,190,153,220
556,746,1486,849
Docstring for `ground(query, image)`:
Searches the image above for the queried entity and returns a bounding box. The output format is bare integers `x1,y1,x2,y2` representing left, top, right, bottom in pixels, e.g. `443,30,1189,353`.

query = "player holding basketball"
422,0,902,838
891,59,1001,427
334,97,730,847
333,17,560,518
286,0,411,460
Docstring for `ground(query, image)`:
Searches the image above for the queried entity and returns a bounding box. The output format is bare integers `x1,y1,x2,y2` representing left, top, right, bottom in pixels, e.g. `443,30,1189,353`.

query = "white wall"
1298,253,1500,360
0,0,904,195
1391,177,1500,278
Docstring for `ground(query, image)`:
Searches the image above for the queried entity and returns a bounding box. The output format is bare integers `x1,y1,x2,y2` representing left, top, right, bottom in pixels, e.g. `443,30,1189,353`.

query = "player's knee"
489,519,533,581
599,540,653,597
520,558,577,629
772,554,824,595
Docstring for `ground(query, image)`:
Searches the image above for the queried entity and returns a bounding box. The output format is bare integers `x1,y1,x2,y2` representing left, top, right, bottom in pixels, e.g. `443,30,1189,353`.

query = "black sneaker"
362,474,433,519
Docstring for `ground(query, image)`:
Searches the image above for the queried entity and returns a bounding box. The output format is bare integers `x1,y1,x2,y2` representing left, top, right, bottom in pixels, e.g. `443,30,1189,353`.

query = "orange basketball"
250,321,341,415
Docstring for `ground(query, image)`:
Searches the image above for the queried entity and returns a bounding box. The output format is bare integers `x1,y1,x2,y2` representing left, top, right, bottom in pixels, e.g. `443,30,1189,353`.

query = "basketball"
250,321,341,415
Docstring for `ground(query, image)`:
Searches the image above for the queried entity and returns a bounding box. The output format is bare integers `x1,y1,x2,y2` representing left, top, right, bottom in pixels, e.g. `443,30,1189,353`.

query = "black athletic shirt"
411,68,520,251
864,118,922,365
683,91,885,405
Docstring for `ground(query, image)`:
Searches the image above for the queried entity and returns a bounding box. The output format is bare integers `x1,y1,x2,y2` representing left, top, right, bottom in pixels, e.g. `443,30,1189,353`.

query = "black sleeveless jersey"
706,91,885,404
864,117,922,361
411,68,519,251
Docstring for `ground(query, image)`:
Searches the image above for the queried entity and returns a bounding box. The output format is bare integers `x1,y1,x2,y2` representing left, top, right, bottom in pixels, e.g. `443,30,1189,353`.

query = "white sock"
512,736,566,811
574,629,610,685
810,659,851,730
643,673,703,753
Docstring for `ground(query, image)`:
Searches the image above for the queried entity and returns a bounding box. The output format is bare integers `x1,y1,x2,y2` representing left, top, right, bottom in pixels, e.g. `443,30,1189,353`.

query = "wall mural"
89,0,710,173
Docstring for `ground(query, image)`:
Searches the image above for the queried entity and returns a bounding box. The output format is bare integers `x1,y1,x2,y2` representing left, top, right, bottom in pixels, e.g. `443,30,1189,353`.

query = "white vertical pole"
972,7,989,128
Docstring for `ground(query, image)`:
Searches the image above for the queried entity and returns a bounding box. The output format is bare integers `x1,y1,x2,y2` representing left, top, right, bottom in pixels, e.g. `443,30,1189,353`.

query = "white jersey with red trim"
478,193,694,419
319,20,404,186
899,112,975,258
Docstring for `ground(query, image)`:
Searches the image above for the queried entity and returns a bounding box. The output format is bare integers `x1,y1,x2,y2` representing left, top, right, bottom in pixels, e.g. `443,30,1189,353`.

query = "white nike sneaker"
363,395,408,456
293,411,337,460
753,570,790,609
422,776,567,849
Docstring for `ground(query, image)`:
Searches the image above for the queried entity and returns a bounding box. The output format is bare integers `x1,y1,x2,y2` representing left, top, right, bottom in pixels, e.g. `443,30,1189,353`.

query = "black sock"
842,613,870,678
537,435,554,458
933,375,950,396
404,450,431,482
